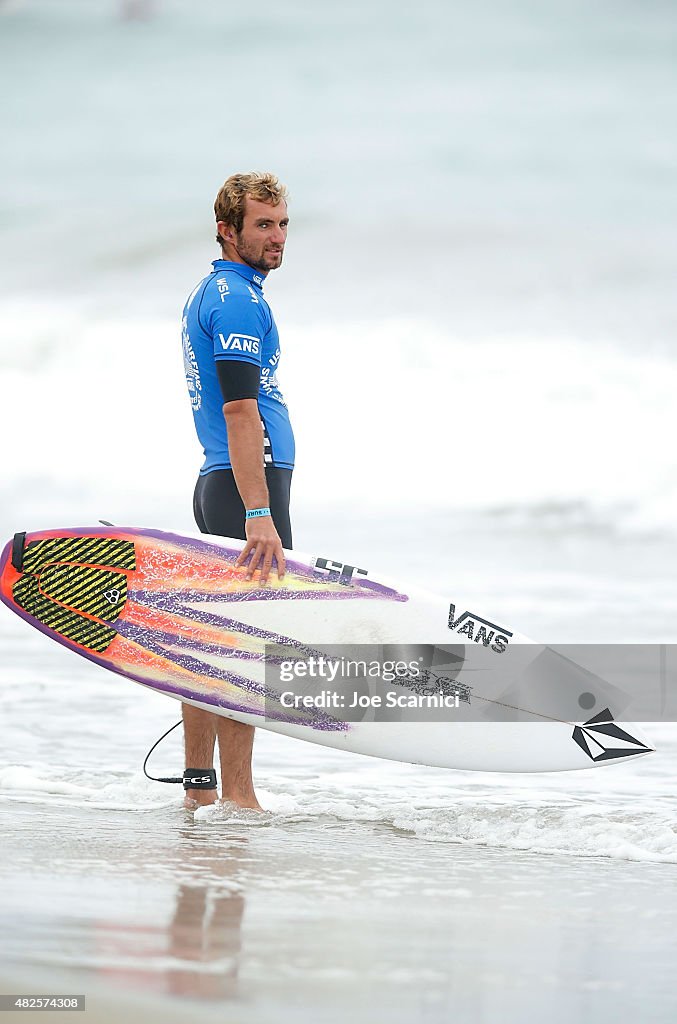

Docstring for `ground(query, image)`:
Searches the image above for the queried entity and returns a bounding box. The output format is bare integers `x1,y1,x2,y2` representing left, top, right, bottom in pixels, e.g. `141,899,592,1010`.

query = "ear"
216,221,234,244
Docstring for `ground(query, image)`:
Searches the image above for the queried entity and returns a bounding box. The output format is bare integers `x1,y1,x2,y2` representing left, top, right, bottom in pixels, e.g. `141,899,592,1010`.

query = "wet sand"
1,800,676,1024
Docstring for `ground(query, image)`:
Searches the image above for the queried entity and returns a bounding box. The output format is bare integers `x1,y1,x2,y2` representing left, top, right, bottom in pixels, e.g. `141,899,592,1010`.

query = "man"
181,172,294,811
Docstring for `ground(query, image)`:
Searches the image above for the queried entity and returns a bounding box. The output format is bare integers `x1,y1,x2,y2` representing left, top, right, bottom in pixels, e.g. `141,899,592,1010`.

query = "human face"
219,197,289,274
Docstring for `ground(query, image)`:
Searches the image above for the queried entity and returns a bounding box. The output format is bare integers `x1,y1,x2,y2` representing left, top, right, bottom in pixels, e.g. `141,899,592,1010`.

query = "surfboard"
0,526,654,772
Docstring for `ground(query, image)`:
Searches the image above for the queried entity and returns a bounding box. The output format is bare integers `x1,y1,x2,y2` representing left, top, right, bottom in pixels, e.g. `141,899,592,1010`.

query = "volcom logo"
103,589,120,605
219,332,260,355
448,604,512,653
312,557,369,586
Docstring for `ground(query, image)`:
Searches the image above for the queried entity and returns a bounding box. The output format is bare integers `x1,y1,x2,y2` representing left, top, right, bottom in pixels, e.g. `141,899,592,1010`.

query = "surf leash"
142,720,217,790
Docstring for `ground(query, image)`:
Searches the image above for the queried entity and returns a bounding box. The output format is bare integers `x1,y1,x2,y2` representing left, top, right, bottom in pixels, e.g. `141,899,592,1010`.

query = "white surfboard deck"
0,526,654,772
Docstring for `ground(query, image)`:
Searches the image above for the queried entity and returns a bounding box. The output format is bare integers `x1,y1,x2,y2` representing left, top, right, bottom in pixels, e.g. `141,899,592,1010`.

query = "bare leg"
217,719,262,810
182,704,218,809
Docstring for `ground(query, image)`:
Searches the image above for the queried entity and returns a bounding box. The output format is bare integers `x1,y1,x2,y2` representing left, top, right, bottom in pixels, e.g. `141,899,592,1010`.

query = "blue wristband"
246,507,271,519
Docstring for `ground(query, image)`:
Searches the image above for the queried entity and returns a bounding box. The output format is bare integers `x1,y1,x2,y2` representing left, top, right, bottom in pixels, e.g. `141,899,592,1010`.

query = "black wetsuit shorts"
193,467,293,549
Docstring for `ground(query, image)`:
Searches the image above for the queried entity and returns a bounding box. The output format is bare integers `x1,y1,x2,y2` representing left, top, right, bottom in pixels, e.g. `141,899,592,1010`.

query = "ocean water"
1,0,677,536
1,0,677,1021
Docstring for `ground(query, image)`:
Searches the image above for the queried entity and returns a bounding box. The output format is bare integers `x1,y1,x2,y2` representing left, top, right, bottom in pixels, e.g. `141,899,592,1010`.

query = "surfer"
180,172,295,810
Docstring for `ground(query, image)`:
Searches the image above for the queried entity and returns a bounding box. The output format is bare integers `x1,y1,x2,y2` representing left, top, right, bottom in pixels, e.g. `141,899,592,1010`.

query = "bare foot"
220,791,263,811
184,789,218,810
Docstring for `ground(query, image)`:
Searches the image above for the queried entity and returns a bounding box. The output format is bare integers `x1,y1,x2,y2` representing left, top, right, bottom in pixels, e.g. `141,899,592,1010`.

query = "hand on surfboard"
235,517,286,584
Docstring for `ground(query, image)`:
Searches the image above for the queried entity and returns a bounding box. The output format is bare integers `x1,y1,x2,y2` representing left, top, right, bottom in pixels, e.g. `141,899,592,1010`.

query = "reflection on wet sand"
90,826,247,1001
166,882,245,998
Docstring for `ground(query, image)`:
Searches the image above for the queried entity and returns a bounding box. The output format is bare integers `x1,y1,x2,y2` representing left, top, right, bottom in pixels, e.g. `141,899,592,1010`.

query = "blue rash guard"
182,259,295,474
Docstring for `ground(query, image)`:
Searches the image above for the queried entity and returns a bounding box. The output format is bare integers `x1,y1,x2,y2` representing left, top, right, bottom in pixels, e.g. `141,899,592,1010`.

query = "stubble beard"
235,234,284,274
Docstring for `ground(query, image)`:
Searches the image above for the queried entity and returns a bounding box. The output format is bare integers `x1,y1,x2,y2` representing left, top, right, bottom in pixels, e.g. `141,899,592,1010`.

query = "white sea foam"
1,304,676,538
2,728,676,865
0,765,179,810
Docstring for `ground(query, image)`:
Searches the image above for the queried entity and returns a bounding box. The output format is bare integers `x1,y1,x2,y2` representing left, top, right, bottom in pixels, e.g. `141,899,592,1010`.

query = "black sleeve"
215,359,260,404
